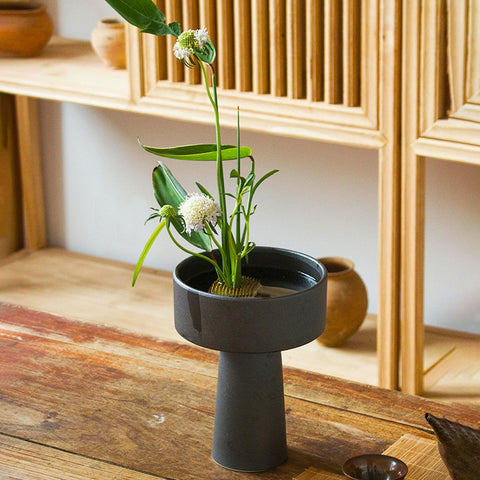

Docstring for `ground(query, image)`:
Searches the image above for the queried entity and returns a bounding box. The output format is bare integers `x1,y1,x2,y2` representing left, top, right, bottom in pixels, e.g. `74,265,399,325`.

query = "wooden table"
1,303,479,479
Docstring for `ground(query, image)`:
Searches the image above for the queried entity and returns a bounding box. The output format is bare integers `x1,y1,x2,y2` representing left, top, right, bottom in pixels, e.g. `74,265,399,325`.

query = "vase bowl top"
173,247,327,353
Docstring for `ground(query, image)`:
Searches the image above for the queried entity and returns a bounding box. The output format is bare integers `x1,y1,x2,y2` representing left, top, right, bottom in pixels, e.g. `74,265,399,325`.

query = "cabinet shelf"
0,36,131,109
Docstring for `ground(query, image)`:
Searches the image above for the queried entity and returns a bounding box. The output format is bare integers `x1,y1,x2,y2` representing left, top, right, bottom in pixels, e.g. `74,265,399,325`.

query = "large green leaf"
152,162,212,251
141,141,252,161
104,0,180,37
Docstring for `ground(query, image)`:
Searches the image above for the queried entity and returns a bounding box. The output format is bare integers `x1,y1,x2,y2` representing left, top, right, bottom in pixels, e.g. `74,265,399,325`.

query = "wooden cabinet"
0,0,412,392
401,0,480,395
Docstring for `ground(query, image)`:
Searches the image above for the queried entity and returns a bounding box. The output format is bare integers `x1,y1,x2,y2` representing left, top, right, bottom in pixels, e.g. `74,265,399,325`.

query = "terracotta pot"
0,2,53,57
174,247,327,472
316,257,368,347
91,19,126,69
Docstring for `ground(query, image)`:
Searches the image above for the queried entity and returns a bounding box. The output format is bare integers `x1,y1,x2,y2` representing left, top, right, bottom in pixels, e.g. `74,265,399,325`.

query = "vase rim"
99,18,124,25
0,2,45,12
318,256,354,276
175,246,327,302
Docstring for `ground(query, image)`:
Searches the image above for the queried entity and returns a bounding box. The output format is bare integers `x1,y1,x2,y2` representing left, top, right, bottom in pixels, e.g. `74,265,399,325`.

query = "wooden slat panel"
217,0,235,89
14,96,46,250
234,0,252,92
183,0,201,85
343,0,361,106
306,0,324,102
446,0,467,113
324,0,342,104
252,0,269,94
269,0,287,96
165,0,184,82
287,0,306,99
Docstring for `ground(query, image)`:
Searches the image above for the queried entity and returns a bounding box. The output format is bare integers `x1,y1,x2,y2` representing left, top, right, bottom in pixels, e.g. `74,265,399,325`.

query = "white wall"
38,0,480,334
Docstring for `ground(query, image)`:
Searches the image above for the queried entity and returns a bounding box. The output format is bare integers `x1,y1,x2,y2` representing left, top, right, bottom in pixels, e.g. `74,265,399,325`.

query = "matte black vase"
173,247,327,472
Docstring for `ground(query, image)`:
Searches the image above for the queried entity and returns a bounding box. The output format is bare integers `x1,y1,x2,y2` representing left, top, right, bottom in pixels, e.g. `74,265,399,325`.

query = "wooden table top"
1,302,479,480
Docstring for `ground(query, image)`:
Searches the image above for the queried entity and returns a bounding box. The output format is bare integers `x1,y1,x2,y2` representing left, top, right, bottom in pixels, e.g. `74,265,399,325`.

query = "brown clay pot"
0,2,53,57
91,19,126,69
316,257,368,347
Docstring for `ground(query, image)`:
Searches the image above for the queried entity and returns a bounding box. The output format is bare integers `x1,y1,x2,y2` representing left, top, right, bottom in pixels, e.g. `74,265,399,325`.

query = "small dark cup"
342,454,408,480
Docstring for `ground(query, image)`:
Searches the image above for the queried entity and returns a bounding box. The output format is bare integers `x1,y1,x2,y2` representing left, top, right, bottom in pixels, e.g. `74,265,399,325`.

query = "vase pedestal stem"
212,351,287,472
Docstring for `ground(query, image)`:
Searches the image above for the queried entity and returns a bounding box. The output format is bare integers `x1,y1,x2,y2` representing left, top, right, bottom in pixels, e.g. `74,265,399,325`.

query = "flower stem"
165,220,226,283
199,60,236,286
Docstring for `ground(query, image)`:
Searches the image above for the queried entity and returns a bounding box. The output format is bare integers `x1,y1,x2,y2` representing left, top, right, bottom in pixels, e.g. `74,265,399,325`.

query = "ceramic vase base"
212,351,288,472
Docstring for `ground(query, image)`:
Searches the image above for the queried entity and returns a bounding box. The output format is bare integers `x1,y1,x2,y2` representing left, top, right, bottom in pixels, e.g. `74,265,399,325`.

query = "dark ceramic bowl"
342,454,408,480
173,246,327,353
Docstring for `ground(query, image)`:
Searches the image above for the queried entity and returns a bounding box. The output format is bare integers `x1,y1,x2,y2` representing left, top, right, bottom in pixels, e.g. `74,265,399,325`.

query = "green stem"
235,107,241,248
165,220,225,282
199,60,234,286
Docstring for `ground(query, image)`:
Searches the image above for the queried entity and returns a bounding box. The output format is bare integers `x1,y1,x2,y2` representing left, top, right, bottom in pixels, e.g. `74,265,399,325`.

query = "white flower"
173,28,210,60
194,28,209,48
178,193,221,234
173,43,193,60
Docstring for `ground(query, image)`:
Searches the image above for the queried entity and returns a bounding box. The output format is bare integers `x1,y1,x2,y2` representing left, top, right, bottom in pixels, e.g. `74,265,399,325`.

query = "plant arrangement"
105,0,278,296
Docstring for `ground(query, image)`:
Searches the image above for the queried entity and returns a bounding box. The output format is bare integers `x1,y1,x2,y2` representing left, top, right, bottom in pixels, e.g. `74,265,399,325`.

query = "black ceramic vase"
173,246,327,472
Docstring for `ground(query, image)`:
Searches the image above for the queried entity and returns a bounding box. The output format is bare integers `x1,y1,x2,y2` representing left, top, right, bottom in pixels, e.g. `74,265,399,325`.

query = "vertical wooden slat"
343,0,361,106
361,0,379,122
420,1,446,131
269,0,286,97
287,0,306,99
252,0,269,94
466,0,480,99
234,0,252,92
15,96,46,250
199,0,216,86
165,0,183,82
199,0,217,40
0,94,23,258
324,0,342,104
217,0,235,89
153,0,168,84
125,24,145,100
306,0,324,102
183,0,201,85
446,0,467,113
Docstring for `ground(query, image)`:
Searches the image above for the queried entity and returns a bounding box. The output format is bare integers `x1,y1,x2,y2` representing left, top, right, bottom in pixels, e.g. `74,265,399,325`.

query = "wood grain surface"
0,302,479,479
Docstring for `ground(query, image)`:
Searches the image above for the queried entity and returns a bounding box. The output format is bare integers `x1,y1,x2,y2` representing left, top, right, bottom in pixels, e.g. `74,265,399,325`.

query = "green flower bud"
159,205,176,218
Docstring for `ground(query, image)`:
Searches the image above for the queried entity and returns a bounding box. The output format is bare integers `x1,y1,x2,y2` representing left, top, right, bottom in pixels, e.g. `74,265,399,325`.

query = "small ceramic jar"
91,18,126,69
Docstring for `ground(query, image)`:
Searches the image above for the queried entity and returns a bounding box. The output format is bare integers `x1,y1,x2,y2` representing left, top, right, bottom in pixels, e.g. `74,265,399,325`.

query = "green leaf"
252,169,279,195
153,162,211,251
132,218,166,287
104,0,179,36
195,182,214,199
168,21,181,37
140,141,252,161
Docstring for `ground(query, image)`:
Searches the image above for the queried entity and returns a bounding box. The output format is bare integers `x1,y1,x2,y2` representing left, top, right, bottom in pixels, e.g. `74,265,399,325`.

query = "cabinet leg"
15,95,46,250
